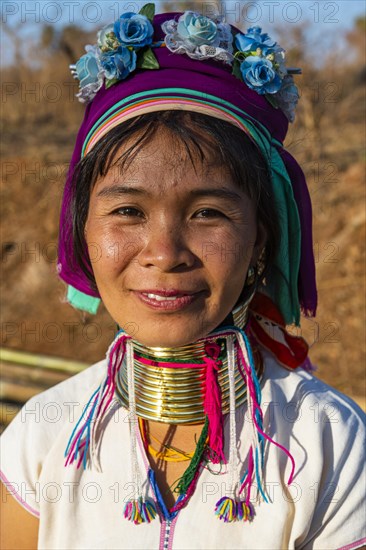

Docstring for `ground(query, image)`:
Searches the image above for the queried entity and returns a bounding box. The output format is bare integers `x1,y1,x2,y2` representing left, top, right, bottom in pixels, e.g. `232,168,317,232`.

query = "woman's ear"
250,221,267,266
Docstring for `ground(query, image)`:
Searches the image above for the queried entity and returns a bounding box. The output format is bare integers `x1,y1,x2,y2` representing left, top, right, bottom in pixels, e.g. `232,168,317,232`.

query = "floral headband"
70,3,301,121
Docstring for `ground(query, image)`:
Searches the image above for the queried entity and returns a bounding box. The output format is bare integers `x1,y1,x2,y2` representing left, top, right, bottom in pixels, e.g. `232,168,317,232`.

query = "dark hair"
71,110,280,293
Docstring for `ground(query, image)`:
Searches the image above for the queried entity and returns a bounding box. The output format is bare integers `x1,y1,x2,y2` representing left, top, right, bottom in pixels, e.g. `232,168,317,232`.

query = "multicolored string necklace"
139,415,211,515
138,417,196,462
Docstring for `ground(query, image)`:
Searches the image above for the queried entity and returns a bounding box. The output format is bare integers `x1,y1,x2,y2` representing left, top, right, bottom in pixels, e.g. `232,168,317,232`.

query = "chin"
129,330,202,348
119,317,219,348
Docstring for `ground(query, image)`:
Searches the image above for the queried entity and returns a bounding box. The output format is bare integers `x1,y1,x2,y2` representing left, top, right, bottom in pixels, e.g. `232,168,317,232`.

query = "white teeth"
146,293,180,301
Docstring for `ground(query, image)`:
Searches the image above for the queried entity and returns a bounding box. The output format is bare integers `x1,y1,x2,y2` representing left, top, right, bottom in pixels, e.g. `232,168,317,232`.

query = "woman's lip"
133,290,205,311
135,289,199,297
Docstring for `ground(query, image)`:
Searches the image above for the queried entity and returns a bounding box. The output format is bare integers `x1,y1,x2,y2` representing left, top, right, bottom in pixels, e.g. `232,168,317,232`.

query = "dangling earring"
245,248,266,288
234,248,267,326
245,266,256,286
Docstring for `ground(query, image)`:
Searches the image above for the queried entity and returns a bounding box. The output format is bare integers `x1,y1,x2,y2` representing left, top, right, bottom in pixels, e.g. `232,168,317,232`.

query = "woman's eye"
113,207,143,217
194,209,225,219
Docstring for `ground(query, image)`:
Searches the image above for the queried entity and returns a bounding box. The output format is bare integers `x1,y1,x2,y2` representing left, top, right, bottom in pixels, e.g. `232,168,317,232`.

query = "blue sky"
1,1,365,65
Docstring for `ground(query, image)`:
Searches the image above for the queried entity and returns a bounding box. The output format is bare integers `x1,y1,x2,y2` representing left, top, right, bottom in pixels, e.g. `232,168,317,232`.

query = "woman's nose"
137,224,196,272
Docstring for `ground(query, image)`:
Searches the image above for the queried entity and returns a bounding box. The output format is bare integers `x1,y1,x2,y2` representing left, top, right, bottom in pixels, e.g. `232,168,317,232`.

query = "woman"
1,7,365,549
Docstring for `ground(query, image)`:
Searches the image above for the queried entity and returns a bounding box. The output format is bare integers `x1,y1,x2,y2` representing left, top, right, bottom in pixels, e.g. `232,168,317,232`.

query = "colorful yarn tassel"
64,331,129,470
215,497,254,522
236,500,254,521
215,496,237,522
123,498,157,525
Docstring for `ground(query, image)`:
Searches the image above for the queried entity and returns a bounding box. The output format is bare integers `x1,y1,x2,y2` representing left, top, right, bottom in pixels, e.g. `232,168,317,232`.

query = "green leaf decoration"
231,29,240,53
232,59,243,81
137,47,159,70
265,94,279,109
234,51,248,62
105,78,119,89
139,3,155,21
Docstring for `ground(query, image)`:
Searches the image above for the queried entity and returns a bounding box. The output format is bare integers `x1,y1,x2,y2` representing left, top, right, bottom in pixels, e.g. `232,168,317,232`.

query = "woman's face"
85,129,264,347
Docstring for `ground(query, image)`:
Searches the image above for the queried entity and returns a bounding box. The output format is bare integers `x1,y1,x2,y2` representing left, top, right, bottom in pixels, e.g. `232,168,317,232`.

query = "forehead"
96,127,233,194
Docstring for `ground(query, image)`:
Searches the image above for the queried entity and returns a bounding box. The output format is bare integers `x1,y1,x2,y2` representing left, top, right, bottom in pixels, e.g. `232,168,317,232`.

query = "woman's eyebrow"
96,185,242,202
96,185,150,198
189,188,243,202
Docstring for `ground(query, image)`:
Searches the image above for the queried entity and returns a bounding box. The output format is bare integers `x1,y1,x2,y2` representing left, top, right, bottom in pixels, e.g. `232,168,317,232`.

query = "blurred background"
1,1,365,426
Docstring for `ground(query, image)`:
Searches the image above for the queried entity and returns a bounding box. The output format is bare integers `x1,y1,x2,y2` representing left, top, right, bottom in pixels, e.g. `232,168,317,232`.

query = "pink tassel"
203,342,226,464
236,342,296,486
239,446,254,504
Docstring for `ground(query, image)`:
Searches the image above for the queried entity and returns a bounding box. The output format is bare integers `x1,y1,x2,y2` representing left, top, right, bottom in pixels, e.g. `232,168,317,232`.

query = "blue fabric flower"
97,23,120,51
113,12,153,48
240,56,282,95
177,12,217,46
75,52,100,88
236,26,277,55
100,46,137,80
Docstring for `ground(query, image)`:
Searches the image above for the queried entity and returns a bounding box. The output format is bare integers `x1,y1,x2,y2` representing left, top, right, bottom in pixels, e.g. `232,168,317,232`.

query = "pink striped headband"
81,92,256,157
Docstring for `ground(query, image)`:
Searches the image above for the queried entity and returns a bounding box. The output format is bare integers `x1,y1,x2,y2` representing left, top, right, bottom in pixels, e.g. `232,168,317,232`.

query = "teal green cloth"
231,118,301,326
67,285,101,315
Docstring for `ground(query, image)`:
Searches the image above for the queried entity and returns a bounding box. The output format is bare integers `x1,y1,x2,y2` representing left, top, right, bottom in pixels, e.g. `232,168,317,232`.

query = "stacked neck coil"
116,302,263,424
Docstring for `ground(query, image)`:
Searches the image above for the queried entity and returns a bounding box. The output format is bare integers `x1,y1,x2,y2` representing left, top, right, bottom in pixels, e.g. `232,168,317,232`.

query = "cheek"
86,220,141,281
199,228,254,324
201,228,255,285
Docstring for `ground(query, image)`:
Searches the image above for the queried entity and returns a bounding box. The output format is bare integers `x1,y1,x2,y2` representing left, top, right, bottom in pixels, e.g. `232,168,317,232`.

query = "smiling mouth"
145,293,183,301
133,289,206,311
